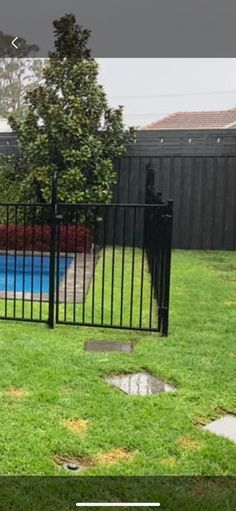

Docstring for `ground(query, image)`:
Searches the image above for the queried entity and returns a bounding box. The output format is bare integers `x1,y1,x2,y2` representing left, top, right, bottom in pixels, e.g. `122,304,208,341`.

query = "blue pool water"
0,254,73,294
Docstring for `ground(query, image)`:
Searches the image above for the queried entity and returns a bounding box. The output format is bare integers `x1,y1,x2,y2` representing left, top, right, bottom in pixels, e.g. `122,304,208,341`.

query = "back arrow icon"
12,37,18,49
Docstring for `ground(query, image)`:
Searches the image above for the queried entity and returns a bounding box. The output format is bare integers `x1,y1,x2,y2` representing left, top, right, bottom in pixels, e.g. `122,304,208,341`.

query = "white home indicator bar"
76,503,160,507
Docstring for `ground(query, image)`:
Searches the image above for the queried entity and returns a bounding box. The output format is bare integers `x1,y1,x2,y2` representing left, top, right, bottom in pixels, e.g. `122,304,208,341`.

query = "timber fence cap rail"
0,202,170,208
48,202,169,208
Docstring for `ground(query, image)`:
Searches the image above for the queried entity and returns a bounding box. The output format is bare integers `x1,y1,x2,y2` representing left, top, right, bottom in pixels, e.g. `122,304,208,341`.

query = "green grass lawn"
0,250,235,476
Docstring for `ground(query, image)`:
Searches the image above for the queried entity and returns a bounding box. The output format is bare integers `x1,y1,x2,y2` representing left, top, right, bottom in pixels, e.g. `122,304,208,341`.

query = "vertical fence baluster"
22,206,26,319
73,208,78,323
91,206,97,324
160,200,173,336
156,208,161,328
130,206,136,327
110,205,117,326
157,224,165,331
139,205,146,329
101,206,107,325
31,206,35,320
55,207,61,324
39,210,44,321
13,205,18,319
48,171,57,329
151,208,160,329
5,205,9,318
120,207,126,327
64,208,69,322
82,206,88,323
148,206,155,329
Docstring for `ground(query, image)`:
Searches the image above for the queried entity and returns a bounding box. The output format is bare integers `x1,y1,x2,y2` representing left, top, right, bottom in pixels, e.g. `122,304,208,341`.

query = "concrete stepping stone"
203,414,236,443
85,341,133,353
106,372,176,396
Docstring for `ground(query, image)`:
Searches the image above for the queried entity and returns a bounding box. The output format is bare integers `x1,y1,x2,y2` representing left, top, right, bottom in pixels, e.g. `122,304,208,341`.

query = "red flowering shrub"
0,224,93,252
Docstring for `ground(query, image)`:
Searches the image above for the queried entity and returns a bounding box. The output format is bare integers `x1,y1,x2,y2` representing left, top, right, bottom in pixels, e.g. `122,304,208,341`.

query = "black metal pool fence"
0,200,173,336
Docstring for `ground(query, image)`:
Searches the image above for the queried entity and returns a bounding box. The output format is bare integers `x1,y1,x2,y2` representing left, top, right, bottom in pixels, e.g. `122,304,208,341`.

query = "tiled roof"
141,108,236,130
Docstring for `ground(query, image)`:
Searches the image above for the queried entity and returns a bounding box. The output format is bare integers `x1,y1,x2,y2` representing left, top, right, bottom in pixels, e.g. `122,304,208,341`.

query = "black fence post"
159,199,173,336
48,169,57,329
145,162,173,336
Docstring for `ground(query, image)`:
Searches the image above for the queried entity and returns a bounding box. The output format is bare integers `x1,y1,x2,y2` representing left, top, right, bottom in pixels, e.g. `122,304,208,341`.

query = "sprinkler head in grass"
63,462,80,472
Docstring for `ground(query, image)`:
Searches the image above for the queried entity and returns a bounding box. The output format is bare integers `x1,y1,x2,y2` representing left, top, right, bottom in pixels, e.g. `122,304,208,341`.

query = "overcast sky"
97,59,236,128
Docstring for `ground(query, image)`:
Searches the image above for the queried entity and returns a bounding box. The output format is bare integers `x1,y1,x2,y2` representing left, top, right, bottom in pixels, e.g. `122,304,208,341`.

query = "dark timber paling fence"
1,129,236,249
113,129,236,250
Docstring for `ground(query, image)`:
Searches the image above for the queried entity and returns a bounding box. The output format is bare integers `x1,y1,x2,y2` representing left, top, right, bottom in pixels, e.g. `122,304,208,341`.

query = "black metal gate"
0,200,173,335
54,201,173,335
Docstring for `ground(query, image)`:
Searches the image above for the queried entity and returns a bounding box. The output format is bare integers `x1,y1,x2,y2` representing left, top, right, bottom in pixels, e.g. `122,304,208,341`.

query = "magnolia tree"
9,14,135,203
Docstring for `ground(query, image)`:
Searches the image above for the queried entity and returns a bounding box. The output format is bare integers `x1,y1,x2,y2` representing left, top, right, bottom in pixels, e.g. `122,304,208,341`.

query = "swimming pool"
0,254,73,294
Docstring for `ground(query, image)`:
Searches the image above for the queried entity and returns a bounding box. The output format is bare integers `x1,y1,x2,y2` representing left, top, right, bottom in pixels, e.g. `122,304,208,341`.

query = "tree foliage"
0,59,45,118
0,30,43,118
9,14,135,203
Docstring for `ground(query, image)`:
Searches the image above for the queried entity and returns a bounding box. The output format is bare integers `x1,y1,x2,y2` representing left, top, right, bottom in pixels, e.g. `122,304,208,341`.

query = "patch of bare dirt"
160,456,177,467
54,448,134,472
177,436,204,450
94,448,134,466
5,387,29,398
62,418,91,435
